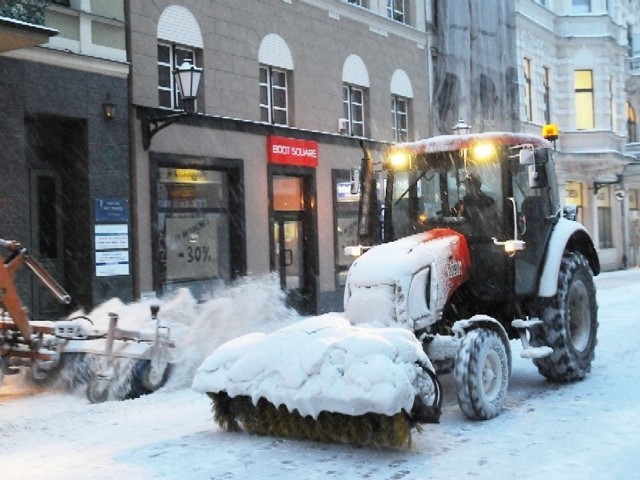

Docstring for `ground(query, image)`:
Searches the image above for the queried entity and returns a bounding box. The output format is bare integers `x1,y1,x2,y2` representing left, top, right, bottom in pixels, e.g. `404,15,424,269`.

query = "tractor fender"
452,315,512,376
537,218,600,297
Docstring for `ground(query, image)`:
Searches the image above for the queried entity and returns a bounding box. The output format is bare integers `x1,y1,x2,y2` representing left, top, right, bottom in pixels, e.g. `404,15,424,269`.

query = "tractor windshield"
386,147,504,240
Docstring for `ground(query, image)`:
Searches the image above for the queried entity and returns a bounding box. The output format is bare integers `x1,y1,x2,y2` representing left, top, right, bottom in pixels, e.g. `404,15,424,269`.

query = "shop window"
260,65,289,125
343,84,366,137
575,70,594,130
333,171,361,287
156,166,233,297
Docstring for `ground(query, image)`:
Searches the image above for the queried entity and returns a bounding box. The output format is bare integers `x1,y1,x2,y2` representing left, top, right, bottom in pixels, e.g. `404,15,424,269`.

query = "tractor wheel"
87,378,110,403
531,251,598,382
128,360,171,399
140,360,171,392
454,328,509,420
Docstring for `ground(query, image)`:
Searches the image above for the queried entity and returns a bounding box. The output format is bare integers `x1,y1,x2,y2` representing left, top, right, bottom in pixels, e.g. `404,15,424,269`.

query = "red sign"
267,136,318,167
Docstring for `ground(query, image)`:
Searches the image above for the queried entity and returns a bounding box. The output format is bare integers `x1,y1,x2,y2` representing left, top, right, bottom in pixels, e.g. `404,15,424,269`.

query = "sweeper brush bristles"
208,392,413,448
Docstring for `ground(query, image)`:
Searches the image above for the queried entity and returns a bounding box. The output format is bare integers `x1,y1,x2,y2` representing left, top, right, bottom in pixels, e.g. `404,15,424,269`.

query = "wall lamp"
103,94,115,120
141,58,203,150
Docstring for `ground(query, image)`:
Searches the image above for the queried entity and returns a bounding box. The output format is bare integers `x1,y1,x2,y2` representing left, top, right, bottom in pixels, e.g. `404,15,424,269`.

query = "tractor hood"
344,229,471,332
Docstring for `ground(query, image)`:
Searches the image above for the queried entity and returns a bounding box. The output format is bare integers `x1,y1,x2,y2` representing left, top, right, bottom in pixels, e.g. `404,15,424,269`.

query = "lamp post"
141,58,203,150
452,119,471,136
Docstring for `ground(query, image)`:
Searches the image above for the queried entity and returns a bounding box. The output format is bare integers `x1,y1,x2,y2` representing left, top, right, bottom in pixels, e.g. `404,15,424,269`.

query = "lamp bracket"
593,174,622,194
141,111,189,150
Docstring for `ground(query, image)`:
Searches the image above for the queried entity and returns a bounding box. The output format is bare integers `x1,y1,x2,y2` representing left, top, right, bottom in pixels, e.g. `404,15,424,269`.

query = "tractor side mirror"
519,148,535,165
350,167,361,195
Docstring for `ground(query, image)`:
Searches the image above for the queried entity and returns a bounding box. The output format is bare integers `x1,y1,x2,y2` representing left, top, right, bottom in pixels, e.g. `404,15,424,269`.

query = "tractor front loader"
0,239,174,402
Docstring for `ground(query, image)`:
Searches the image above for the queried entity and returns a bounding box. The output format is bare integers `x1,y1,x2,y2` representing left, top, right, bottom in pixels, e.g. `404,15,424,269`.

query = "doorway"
270,170,317,314
25,115,90,318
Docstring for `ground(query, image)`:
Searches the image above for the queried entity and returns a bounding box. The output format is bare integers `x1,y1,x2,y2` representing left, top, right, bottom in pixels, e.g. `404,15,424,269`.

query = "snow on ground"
1,269,640,480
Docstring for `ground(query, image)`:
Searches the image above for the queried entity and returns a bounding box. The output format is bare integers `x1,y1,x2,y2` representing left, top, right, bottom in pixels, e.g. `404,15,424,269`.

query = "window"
596,186,613,249
392,96,409,142
347,0,368,7
628,102,637,143
260,66,289,125
575,70,594,129
333,171,361,287
158,43,198,109
343,84,366,137
523,58,532,122
387,0,406,23
572,0,591,13
543,66,551,124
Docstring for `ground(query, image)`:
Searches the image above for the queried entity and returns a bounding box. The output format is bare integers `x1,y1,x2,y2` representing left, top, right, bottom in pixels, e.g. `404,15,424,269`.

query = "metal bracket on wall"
593,174,622,194
140,111,190,151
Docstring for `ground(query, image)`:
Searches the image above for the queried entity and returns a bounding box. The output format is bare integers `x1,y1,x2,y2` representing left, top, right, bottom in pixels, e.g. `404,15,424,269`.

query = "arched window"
259,34,293,125
390,69,413,142
157,6,203,109
342,55,369,137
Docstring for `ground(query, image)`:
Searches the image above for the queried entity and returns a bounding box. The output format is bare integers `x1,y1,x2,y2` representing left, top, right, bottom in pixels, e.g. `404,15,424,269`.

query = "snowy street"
2,268,640,480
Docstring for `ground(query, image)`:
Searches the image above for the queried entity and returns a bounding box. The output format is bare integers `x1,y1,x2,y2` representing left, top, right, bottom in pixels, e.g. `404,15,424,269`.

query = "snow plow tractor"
0,239,174,402
193,125,599,447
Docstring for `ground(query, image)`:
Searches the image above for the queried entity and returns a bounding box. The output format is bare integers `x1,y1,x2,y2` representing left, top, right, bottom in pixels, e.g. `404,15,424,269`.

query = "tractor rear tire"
531,251,598,382
454,328,509,420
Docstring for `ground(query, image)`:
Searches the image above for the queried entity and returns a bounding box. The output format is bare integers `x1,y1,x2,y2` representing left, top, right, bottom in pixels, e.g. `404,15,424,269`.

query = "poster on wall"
165,217,218,281
96,250,130,277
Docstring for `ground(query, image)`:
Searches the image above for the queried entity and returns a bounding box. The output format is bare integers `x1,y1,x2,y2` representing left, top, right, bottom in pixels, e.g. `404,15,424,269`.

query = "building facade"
515,0,640,270
126,0,431,313
0,0,131,318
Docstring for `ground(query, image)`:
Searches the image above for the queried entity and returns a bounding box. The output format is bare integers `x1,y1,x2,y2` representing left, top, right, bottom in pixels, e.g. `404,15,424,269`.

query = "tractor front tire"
531,251,598,382
454,328,509,420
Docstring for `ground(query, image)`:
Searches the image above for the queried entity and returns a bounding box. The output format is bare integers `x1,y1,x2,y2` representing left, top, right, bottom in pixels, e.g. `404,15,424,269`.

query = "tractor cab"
380,130,560,307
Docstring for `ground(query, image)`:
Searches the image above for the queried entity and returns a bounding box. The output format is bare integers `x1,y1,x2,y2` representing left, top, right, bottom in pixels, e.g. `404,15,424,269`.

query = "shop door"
29,170,65,319
271,174,316,314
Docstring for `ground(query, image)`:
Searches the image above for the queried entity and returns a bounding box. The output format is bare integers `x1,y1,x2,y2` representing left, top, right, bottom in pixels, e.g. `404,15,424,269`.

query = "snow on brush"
192,313,437,418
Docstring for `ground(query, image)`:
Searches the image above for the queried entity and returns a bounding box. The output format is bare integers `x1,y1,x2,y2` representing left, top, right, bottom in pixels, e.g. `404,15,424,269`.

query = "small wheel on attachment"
87,378,109,403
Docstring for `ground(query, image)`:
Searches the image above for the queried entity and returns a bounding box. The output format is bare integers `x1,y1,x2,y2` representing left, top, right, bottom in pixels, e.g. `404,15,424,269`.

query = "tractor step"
520,346,553,359
511,318,544,329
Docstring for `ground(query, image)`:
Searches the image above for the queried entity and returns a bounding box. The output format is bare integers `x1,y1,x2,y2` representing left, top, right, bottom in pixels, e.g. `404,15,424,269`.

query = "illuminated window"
523,58,532,122
628,102,637,142
575,70,594,130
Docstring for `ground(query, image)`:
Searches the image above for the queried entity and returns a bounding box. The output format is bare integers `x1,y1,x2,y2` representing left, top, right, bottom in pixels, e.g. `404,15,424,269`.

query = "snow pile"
192,313,437,418
45,274,299,397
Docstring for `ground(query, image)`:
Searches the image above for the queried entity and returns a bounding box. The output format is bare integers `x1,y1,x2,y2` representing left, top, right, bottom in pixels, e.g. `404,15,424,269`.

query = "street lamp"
452,119,471,136
141,58,203,150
